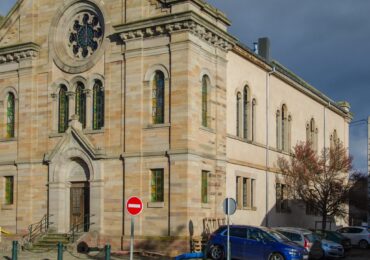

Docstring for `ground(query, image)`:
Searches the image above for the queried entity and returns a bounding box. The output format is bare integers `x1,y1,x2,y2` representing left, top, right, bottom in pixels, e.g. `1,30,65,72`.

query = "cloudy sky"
1,0,369,172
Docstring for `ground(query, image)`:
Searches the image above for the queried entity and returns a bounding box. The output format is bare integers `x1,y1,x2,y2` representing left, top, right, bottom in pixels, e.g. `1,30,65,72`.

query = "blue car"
206,225,308,260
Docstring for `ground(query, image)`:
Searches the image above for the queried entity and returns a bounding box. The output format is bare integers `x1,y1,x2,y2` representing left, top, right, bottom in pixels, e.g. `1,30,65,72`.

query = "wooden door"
70,182,89,232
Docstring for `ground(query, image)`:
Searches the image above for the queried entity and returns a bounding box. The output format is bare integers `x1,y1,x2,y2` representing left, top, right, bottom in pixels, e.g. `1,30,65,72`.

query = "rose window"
68,13,103,59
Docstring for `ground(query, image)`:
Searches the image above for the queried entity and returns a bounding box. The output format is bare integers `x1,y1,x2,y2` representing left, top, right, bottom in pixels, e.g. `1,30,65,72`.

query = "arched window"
201,75,210,127
281,105,288,151
6,93,15,138
251,98,256,141
243,86,249,139
330,129,339,148
276,110,280,149
93,80,104,130
307,118,318,151
152,71,165,124
58,85,69,133
236,92,242,136
75,82,86,128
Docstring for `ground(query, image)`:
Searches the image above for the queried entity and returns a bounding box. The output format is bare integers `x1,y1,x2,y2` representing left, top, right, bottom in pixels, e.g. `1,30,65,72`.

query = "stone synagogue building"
0,0,351,254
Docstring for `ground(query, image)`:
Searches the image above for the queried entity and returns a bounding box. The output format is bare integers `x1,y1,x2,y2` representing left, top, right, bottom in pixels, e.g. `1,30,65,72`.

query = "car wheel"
268,252,285,260
359,239,368,249
210,245,225,260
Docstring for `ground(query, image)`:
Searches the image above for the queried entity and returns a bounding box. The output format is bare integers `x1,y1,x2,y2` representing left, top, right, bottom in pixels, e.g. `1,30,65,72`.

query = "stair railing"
68,213,95,243
22,214,53,247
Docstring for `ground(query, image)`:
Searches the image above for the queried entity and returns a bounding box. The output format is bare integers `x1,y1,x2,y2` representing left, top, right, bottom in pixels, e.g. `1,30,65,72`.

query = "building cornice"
0,42,40,64
113,11,235,51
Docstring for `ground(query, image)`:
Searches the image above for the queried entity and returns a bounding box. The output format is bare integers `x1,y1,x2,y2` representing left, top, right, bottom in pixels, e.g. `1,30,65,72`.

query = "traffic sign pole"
130,216,134,260
227,199,230,260
126,196,143,260
222,198,236,260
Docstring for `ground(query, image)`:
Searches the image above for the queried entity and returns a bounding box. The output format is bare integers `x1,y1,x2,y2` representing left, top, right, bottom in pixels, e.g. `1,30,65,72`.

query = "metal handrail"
23,214,53,246
68,214,95,243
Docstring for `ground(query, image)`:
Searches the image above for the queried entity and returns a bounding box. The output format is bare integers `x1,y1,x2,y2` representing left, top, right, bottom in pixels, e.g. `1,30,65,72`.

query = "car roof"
274,227,312,234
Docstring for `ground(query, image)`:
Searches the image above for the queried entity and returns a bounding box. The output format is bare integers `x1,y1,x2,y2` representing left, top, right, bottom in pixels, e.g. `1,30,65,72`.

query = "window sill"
83,128,105,134
145,123,171,129
238,206,257,211
49,132,64,138
1,204,14,210
201,203,211,209
0,138,17,142
147,202,164,208
200,126,215,134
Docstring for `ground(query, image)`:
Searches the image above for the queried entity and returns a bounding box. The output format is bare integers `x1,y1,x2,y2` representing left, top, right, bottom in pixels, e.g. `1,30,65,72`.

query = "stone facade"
0,0,351,255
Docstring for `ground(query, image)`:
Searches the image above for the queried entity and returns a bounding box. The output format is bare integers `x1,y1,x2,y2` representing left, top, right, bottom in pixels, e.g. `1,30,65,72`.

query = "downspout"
265,66,275,227
121,40,127,250
166,31,173,237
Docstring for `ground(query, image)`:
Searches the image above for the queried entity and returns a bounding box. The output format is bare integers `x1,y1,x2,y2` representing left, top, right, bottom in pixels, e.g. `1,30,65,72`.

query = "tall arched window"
243,86,249,139
152,71,165,124
276,110,280,149
251,98,256,141
58,85,69,133
201,75,210,127
307,118,318,151
281,104,289,152
75,82,86,128
330,129,339,148
93,80,104,130
236,92,242,136
6,93,15,138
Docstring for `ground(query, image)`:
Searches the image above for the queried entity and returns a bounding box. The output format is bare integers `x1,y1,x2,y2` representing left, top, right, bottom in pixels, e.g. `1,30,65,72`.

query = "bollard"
57,242,63,260
105,244,111,260
11,240,18,260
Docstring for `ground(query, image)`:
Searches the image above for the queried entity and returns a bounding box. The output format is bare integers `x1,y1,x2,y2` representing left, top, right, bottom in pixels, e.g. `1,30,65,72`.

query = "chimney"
253,42,259,54
258,37,270,61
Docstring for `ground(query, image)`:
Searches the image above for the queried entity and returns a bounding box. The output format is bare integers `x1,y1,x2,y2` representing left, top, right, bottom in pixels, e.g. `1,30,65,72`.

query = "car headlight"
286,248,300,256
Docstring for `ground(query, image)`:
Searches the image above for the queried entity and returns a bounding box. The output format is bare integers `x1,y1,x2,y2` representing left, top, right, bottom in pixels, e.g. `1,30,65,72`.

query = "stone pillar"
85,89,92,130
90,179,104,232
49,182,68,233
67,91,75,121
51,93,58,132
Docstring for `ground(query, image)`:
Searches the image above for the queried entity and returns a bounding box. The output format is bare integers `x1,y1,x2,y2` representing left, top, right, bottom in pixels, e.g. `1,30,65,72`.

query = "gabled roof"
44,125,107,163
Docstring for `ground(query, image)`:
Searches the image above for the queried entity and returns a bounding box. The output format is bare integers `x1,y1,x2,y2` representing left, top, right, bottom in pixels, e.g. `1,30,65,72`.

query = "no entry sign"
126,196,143,216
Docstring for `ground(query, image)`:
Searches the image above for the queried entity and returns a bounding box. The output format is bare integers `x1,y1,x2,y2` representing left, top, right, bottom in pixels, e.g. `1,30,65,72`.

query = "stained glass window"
93,80,104,130
151,169,164,202
58,85,69,133
69,13,103,58
201,171,208,204
75,82,86,128
6,93,15,138
152,71,164,124
202,76,209,127
5,176,14,205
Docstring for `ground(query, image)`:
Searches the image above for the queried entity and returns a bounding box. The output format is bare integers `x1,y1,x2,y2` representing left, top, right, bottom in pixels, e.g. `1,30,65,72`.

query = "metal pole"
227,199,230,260
130,216,134,260
57,242,63,260
12,240,18,260
105,244,111,260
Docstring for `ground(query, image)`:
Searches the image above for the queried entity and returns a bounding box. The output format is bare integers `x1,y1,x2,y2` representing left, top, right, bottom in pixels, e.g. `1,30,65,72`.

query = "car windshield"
266,230,291,242
328,231,344,239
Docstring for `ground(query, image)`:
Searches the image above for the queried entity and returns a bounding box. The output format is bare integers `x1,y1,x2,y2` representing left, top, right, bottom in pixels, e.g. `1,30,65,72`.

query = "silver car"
275,227,344,259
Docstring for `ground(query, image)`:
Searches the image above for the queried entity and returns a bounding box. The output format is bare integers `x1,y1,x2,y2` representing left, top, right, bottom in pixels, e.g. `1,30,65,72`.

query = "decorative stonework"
50,0,106,74
115,12,234,51
0,42,39,64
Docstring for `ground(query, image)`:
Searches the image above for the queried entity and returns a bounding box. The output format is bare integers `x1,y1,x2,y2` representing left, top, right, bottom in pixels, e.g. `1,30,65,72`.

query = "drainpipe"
265,66,275,227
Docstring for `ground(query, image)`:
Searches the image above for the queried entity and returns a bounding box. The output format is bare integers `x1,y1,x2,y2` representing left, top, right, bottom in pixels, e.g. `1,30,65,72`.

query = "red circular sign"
126,196,143,216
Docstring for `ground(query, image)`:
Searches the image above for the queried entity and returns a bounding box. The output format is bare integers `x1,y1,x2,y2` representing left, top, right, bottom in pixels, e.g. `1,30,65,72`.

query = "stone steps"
31,233,71,250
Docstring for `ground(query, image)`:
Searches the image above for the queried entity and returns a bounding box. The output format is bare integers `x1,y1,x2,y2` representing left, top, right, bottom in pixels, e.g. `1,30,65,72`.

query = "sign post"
126,196,143,260
223,198,237,260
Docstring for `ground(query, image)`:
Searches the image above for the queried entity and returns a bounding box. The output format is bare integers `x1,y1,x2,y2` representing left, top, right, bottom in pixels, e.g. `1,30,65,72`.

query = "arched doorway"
68,158,90,232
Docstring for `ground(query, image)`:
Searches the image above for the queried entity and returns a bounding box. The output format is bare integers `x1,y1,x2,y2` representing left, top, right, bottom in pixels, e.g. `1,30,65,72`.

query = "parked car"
274,227,344,259
337,226,370,249
313,229,351,251
206,225,308,260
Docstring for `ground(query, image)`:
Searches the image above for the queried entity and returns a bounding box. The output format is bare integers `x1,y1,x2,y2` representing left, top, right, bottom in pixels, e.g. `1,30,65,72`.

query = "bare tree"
277,141,357,230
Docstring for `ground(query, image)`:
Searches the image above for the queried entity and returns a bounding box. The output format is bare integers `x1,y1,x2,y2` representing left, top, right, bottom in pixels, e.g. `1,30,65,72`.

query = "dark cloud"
208,0,370,171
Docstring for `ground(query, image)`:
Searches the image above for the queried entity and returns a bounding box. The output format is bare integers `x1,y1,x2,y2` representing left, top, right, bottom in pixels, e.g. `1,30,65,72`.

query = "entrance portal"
70,182,90,232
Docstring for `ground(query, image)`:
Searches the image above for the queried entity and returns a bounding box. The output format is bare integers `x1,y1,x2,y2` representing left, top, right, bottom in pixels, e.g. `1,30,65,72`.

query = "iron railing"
23,214,53,247
68,214,95,243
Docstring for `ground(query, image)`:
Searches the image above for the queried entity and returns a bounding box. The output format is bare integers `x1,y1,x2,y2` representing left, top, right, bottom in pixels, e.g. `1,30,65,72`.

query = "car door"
348,227,364,244
228,227,247,259
245,227,266,259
